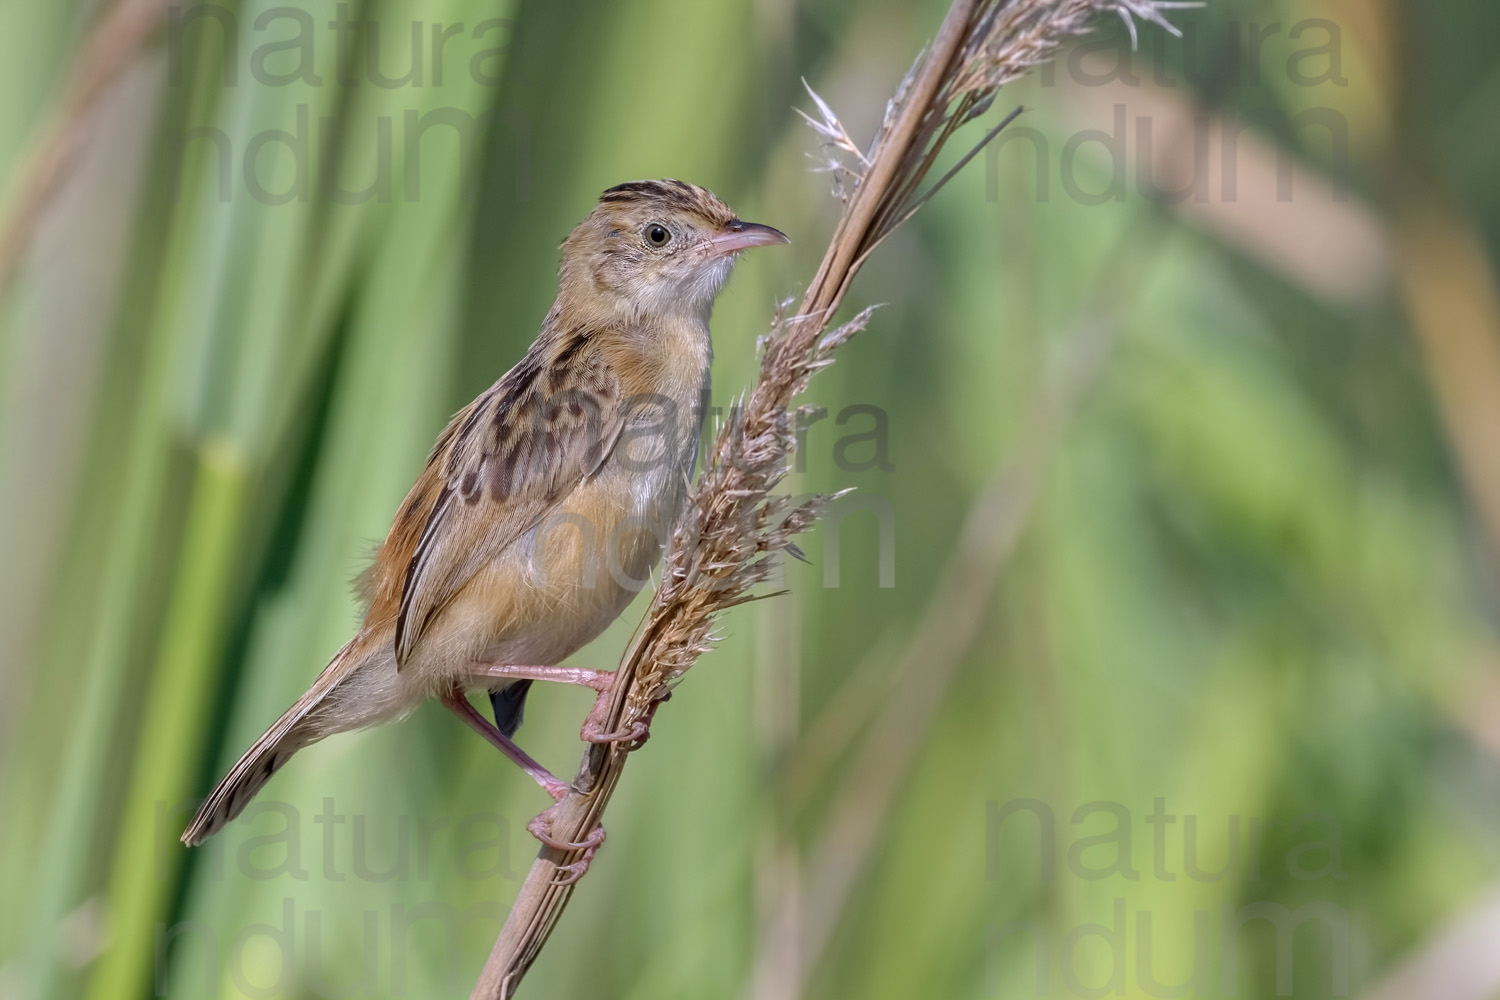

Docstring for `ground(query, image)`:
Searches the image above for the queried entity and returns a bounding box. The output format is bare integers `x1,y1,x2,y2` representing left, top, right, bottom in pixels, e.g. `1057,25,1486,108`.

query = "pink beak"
708,220,791,257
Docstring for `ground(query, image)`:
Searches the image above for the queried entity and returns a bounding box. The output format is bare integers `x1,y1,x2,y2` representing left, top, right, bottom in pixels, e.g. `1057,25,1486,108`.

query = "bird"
181,180,788,876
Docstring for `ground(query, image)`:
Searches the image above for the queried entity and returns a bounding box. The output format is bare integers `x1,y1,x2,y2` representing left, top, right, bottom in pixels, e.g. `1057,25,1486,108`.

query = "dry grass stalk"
0,0,171,291
472,2,1194,996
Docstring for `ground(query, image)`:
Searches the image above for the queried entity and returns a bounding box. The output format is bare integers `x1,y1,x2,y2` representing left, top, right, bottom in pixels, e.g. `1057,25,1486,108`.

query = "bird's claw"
580,689,669,751
552,851,596,886
581,718,651,749
527,801,606,884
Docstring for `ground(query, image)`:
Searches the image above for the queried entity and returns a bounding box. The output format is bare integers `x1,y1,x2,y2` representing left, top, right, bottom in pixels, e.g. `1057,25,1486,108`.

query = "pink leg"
441,690,570,799
467,663,614,691
441,690,606,873
465,662,655,749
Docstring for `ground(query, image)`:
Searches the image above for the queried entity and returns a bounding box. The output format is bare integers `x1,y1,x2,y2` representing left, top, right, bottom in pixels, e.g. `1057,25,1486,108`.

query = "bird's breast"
457,369,706,671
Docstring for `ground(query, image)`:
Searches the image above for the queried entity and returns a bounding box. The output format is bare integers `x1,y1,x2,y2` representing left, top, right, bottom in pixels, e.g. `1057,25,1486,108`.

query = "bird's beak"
708,220,791,257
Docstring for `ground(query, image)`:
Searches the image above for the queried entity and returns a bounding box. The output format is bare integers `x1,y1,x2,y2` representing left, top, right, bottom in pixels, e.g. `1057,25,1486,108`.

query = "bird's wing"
369,334,625,667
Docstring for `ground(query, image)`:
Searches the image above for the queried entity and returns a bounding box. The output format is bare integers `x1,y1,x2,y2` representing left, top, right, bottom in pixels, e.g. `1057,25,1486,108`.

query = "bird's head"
559,179,789,322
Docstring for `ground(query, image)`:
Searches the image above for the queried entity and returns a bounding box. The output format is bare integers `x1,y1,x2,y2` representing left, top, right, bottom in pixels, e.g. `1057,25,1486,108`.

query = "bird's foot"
580,689,669,751
527,795,606,885
581,717,650,748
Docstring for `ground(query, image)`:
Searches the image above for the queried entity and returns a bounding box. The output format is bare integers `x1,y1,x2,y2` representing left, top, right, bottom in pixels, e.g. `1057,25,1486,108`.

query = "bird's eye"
646,223,672,247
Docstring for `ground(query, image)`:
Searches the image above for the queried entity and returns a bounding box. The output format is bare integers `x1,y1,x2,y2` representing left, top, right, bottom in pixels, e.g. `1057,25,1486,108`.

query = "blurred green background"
3,0,1500,997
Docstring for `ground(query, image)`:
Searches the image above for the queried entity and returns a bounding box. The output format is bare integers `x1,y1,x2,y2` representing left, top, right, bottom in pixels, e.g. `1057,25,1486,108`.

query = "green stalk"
86,441,249,1000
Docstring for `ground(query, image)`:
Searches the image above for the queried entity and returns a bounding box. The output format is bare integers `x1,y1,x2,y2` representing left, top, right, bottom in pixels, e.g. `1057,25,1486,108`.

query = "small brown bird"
182,180,788,874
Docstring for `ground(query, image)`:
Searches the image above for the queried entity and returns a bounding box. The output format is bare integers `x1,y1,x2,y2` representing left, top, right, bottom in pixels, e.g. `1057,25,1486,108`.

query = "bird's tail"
181,640,358,846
